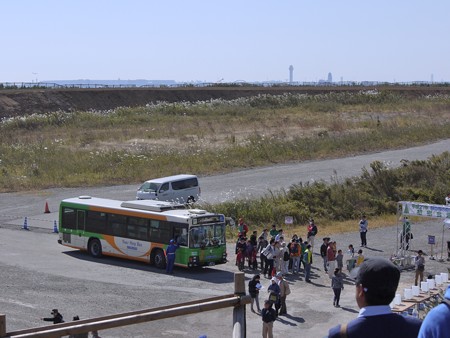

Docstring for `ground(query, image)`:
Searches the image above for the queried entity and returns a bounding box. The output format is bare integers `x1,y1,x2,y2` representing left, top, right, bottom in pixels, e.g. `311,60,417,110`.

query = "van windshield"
139,182,160,192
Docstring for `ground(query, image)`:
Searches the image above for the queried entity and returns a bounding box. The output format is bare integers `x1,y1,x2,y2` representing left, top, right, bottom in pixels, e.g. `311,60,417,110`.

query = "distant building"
327,72,332,83
289,65,294,83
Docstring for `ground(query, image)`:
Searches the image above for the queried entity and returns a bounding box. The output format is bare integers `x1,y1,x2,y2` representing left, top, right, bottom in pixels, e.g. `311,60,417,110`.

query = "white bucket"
441,272,449,283
404,288,413,300
427,278,436,289
394,293,402,305
421,281,429,292
435,274,443,285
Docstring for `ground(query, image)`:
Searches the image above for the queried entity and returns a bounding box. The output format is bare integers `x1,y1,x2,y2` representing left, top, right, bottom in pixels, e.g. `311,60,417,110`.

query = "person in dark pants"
257,236,268,271
261,300,277,338
328,257,422,338
359,215,368,247
165,239,179,274
331,268,344,307
41,309,64,324
263,239,275,278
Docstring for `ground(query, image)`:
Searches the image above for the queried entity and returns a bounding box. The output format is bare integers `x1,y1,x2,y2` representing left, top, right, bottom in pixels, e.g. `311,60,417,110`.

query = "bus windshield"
189,224,225,248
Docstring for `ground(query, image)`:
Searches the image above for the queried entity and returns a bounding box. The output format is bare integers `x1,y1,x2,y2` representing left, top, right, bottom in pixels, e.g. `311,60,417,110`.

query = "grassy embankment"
216,152,450,237
0,90,449,230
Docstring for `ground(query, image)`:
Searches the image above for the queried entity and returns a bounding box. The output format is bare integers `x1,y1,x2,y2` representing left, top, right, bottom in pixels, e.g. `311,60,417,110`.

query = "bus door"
74,210,86,248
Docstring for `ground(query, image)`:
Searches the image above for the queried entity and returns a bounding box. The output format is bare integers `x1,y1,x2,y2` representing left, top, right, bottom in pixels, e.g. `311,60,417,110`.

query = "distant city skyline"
1,1,449,83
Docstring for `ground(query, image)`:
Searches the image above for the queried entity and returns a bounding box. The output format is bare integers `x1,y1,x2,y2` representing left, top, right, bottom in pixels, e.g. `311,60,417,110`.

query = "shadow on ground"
63,250,235,283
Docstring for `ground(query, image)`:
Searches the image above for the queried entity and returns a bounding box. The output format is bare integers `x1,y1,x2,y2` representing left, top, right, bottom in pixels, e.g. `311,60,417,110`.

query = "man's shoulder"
328,315,421,338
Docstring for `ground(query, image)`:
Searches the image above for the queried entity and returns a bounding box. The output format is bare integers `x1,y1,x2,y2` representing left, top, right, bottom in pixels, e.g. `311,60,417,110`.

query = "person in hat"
165,239,179,274
267,276,281,316
41,309,64,324
261,299,277,338
276,272,290,316
327,257,422,338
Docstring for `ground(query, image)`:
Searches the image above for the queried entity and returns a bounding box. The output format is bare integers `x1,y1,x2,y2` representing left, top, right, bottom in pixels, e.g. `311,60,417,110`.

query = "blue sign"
428,235,436,245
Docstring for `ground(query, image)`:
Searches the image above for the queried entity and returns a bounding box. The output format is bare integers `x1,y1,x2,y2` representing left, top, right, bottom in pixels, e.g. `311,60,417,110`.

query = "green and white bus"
58,196,227,268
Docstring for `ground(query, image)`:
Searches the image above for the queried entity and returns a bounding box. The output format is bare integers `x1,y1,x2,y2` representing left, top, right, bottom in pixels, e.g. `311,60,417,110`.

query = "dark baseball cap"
356,257,400,300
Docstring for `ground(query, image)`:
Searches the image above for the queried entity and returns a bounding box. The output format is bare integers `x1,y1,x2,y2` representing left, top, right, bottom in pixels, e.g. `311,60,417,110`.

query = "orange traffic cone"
44,202,50,214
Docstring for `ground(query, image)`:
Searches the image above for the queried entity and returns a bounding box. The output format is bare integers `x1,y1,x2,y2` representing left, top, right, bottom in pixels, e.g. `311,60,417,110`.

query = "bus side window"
128,217,148,241
62,208,76,229
85,211,107,233
109,214,127,237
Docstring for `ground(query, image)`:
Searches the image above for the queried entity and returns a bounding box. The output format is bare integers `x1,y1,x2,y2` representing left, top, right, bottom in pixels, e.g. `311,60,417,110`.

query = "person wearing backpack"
282,242,290,274
290,239,301,274
276,272,291,316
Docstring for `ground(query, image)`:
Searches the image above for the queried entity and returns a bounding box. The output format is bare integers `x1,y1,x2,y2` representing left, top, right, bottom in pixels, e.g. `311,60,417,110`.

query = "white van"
136,174,201,203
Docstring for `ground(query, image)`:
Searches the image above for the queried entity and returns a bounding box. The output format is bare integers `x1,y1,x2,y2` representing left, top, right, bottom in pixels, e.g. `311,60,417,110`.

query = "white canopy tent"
398,201,450,260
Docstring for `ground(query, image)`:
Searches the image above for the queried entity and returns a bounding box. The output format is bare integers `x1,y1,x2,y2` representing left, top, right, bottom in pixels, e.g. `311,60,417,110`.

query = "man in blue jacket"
418,284,450,337
328,257,421,338
166,239,179,274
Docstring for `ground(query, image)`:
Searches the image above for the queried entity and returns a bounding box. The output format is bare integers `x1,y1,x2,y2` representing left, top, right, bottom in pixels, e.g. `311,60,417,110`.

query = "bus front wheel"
88,239,102,258
153,249,166,269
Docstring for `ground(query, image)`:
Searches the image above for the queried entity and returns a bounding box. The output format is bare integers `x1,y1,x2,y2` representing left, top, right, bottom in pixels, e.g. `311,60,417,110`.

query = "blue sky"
1,1,449,83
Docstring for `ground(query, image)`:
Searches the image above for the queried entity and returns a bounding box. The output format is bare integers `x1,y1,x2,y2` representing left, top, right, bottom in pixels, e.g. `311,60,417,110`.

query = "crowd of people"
235,218,368,338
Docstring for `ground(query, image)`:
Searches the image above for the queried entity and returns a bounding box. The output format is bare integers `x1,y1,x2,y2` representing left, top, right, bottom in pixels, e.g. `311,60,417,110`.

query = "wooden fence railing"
1,272,250,338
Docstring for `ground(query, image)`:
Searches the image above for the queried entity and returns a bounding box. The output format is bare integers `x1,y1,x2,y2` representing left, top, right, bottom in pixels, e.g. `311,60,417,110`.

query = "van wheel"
187,196,195,204
88,239,102,258
153,249,166,269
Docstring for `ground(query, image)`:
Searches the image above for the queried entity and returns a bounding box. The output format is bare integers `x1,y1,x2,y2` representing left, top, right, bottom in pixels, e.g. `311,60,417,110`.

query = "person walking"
328,258,422,338
414,250,425,286
165,239,179,274
320,237,330,272
331,268,344,307
277,272,290,315
336,249,344,272
359,215,368,247
267,277,281,316
304,244,313,283
261,300,277,338
41,309,64,324
248,274,262,313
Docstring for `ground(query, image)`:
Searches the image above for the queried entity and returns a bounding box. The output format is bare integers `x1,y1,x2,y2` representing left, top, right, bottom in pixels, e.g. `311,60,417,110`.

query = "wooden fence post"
232,272,246,338
0,314,6,338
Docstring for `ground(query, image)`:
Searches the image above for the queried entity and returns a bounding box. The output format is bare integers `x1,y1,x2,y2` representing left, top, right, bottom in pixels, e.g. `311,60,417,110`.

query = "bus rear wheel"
153,249,166,269
88,239,102,258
